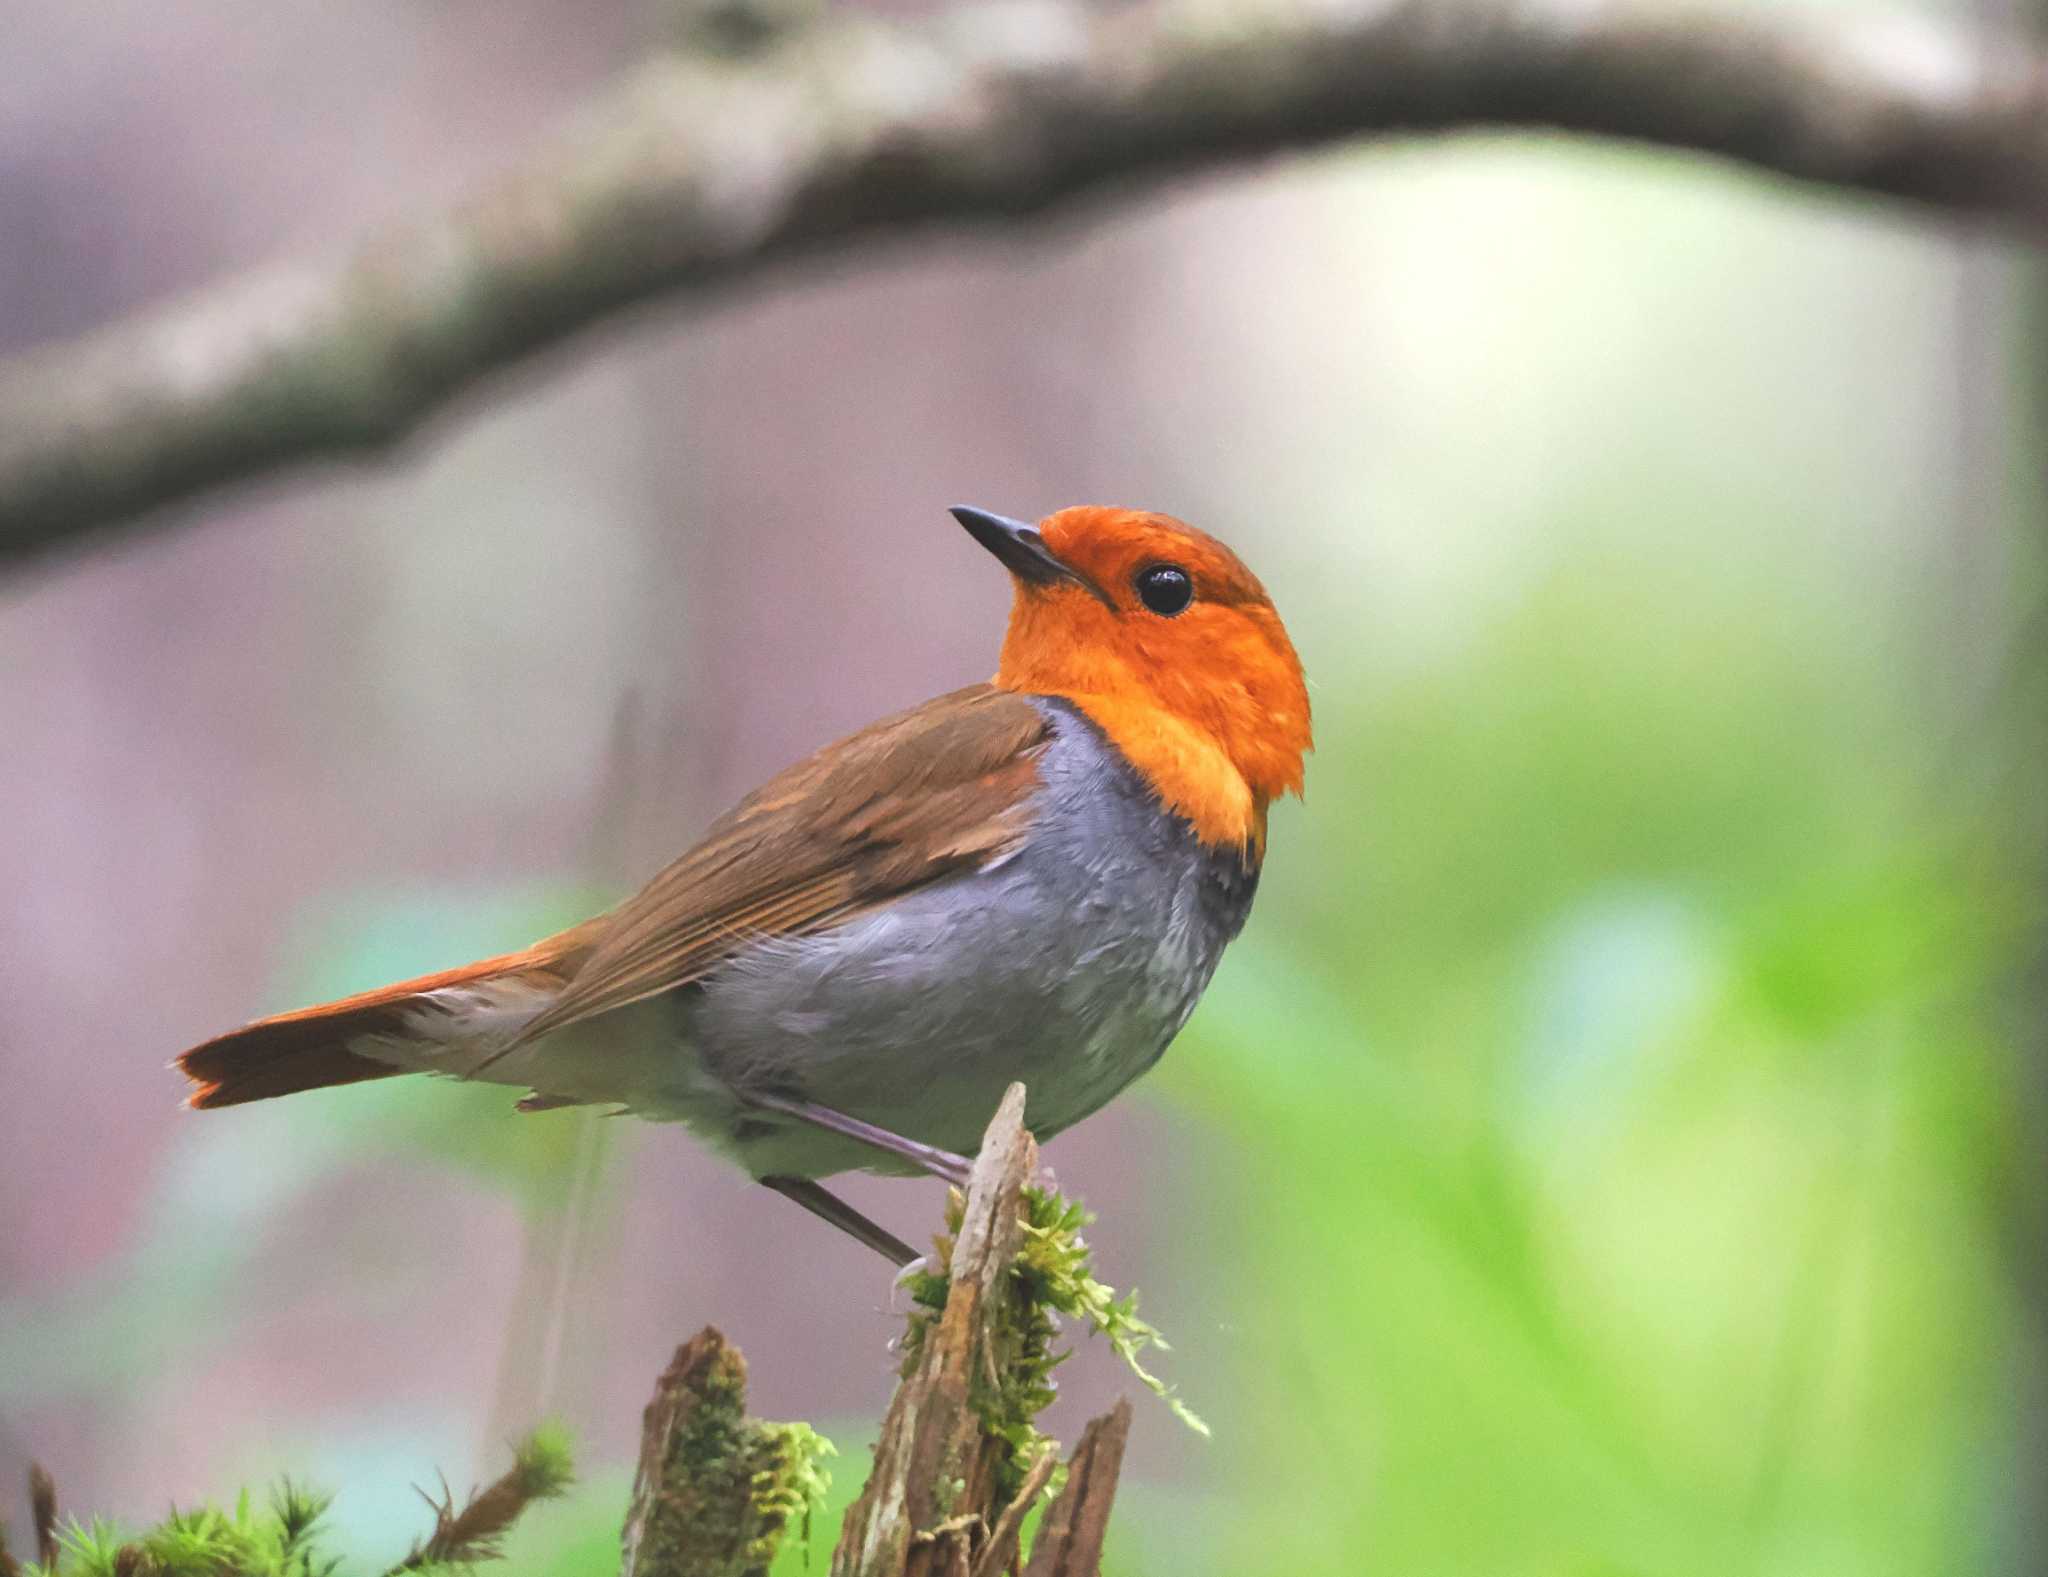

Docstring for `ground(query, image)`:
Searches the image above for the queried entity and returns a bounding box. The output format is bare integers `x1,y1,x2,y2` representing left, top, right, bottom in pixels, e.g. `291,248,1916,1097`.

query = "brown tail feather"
179,1017,403,1108
178,922,605,1110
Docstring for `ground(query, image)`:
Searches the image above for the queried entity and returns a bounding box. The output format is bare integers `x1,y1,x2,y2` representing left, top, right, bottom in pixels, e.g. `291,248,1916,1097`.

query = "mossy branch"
833,1086,1041,1577
6,0,2048,565
620,1328,835,1577
610,1087,1161,1576
829,1083,1149,1577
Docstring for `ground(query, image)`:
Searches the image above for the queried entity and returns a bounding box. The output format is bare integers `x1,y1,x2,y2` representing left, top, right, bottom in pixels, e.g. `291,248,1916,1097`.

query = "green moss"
508,1425,576,1502
746,1422,835,1567
39,1481,342,1577
898,1181,1205,1508
630,1343,834,1577
1015,1187,1208,1439
21,1433,570,1577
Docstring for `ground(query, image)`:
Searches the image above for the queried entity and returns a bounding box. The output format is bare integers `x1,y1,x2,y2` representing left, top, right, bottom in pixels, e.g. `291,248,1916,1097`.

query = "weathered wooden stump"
621,1085,1134,1577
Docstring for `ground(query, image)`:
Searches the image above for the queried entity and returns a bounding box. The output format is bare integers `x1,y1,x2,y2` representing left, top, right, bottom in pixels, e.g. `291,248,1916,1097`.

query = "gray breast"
681,697,1259,1175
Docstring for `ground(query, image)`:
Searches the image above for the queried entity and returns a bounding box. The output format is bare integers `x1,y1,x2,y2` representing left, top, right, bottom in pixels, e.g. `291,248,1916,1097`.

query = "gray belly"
672,700,1259,1178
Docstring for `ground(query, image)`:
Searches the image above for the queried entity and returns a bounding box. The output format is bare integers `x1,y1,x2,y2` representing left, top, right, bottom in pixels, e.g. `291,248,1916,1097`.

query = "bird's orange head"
954,504,1311,854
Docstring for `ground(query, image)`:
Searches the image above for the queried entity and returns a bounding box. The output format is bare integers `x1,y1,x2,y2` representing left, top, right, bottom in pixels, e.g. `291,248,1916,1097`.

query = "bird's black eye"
1135,563,1193,616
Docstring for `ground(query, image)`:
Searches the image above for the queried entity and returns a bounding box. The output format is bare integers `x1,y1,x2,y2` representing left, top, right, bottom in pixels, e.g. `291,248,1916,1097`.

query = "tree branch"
832,1084,1040,1577
5,0,2045,565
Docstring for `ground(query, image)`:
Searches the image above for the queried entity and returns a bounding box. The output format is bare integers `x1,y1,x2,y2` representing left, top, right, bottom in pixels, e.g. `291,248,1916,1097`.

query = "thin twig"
386,1429,573,1574
27,1464,57,1571
968,1446,1059,1577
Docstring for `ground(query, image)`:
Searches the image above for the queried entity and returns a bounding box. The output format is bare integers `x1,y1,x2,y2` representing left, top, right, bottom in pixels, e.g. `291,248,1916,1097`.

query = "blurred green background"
2,3,2041,1574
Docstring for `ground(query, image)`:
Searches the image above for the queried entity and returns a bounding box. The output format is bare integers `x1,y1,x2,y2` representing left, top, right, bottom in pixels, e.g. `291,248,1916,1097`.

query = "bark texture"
828,1083,1134,1577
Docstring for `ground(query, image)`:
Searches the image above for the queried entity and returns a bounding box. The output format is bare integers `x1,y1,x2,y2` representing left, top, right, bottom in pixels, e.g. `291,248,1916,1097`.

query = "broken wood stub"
1020,1400,1132,1577
622,1326,819,1577
829,1083,1136,1577
831,1084,1037,1577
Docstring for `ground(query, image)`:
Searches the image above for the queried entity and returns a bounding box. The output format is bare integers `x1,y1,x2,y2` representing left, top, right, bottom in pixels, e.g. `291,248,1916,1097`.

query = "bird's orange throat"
995,588,1311,854
1054,690,1275,853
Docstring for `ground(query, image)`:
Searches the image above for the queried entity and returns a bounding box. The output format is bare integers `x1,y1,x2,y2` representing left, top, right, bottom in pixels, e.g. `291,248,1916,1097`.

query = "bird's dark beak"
950,506,1113,607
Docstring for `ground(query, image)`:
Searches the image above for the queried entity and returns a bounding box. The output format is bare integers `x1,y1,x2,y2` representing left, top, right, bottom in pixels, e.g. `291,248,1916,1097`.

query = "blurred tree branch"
4,0,2046,566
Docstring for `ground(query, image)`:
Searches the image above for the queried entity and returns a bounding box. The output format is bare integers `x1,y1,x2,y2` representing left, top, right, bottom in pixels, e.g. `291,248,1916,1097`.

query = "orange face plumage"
982,505,1311,852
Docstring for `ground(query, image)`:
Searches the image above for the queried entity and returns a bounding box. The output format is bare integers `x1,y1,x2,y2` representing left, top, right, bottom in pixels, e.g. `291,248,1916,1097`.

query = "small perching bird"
178,505,1312,1263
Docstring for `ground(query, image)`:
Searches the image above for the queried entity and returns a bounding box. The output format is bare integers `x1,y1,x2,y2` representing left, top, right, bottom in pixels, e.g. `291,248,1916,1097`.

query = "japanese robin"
177,505,1312,1263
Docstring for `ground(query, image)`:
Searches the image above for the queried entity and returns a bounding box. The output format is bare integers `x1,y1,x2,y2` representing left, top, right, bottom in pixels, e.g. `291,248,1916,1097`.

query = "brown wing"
504,683,1051,1050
